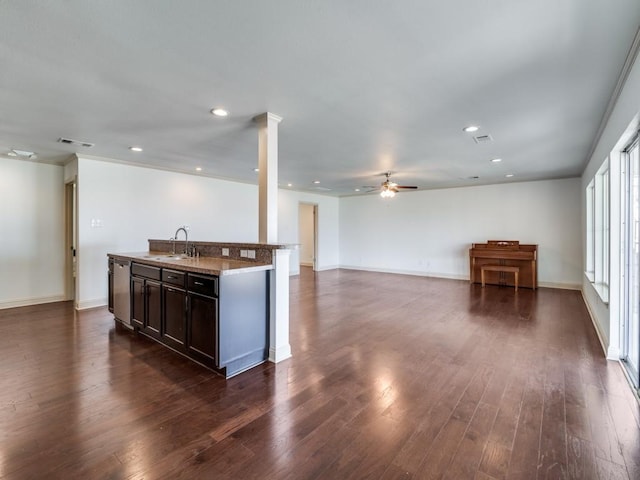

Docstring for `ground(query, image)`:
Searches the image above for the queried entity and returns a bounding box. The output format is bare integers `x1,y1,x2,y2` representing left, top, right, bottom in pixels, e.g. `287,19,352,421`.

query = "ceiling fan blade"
396,185,418,189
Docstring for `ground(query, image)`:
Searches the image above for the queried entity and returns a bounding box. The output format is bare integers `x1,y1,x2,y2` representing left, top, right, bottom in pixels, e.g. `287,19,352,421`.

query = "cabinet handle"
167,275,177,279
167,287,174,292
194,281,204,286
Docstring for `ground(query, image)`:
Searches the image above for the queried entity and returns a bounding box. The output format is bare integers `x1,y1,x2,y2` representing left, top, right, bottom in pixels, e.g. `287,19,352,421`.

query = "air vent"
313,186,332,191
7,149,37,160
473,134,493,144
57,137,94,148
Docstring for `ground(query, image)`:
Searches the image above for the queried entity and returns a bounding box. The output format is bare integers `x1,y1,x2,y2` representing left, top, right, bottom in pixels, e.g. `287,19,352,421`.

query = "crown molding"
584,25,640,167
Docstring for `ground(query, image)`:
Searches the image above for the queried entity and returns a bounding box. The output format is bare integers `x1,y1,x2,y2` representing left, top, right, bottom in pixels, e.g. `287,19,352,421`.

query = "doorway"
64,181,77,303
298,203,318,271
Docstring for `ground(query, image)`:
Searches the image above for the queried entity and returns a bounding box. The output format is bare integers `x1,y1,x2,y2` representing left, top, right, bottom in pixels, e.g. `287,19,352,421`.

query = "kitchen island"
108,242,278,378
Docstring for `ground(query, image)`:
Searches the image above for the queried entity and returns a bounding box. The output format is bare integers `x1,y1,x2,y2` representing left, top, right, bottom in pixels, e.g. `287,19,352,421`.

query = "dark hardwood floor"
1,268,639,479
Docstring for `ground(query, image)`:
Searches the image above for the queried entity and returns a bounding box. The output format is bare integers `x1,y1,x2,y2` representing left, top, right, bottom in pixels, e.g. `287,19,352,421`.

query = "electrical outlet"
247,250,256,259
222,248,229,256
240,250,248,258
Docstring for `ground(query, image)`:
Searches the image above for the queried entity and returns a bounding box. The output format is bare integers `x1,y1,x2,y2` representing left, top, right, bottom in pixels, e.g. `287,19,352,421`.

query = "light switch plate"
247,250,256,259
222,248,229,256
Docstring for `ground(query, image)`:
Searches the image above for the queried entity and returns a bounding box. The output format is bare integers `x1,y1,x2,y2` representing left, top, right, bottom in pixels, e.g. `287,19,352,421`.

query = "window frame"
585,157,610,303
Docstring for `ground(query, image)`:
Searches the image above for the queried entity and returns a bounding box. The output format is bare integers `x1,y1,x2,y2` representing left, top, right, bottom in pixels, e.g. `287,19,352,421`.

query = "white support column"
269,248,292,363
255,112,282,244
254,112,290,363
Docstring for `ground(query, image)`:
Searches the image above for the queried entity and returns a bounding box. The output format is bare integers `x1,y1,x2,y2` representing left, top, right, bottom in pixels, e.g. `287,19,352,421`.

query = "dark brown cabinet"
131,276,144,329
163,285,187,351
188,290,218,367
108,258,114,313
131,264,162,340
114,258,268,378
146,281,162,337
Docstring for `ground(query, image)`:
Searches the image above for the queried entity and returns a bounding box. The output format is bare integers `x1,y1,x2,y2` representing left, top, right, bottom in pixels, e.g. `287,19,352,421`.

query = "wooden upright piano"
469,240,537,289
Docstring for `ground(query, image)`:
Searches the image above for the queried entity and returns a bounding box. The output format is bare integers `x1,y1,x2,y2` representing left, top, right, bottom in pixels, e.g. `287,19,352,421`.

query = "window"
585,179,595,281
623,134,640,385
585,158,609,302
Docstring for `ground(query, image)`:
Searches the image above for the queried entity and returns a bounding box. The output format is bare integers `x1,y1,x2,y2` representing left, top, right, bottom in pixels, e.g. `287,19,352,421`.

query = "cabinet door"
163,286,187,351
146,280,162,339
188,293,218,367
131,277,145,329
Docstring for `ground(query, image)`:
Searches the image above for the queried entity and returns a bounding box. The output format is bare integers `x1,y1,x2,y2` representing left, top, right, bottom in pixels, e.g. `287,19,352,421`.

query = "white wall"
278,189,340,274
75,157,342,307
1,155,585,309
76,157,259,308
340,178,582,288
298,203,315,266
581,42,640,355
0,158,66,308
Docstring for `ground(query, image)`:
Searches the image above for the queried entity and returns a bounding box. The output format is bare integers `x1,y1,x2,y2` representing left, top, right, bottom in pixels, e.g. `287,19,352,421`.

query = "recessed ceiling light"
7,151,17,157
129,146,143,152
505,174,514,178
211,108,229,117
313,180,321,184
490,158,502,163
253,168,259,172
195,167,202,172
463,125,479,133
287,183,292,187
355,188,360,192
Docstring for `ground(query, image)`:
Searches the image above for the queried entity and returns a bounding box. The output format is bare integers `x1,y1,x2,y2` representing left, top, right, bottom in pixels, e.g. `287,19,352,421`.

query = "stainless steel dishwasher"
113,259,132,328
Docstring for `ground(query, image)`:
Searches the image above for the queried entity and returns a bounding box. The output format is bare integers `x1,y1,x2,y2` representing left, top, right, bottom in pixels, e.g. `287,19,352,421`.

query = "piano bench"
480,265,519,291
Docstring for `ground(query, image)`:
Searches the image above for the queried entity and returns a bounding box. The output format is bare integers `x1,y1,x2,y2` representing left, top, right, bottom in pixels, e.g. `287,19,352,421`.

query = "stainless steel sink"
143,254,190,260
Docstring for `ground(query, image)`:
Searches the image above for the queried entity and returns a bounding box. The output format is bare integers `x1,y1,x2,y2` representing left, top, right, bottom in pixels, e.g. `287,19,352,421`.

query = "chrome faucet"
173,226,189,255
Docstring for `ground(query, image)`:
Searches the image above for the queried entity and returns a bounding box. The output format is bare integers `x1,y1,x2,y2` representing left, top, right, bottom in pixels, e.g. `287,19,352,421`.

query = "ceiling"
1,1,639,196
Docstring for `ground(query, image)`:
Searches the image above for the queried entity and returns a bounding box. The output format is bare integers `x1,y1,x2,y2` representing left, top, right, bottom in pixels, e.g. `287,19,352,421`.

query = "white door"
298,203,317,270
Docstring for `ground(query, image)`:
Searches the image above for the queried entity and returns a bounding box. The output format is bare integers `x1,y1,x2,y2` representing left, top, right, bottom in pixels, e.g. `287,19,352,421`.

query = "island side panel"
218,271,269,377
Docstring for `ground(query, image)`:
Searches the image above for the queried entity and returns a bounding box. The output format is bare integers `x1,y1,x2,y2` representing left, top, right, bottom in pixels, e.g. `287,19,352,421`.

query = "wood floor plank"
443,402,499,479
566,434,598,480
505,373,545,480
1,269,639,479
537,381,568,479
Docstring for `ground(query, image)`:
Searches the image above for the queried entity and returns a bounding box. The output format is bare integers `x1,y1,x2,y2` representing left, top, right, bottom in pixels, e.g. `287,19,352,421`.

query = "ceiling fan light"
380,188,395,198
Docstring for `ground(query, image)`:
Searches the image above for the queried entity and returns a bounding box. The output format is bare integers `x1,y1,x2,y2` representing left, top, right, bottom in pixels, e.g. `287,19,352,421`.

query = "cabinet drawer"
188,273,218,297
162,269,186,288
131,263,161,280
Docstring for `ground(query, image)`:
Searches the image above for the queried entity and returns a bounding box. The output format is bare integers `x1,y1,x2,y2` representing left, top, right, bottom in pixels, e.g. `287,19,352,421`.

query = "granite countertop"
108,251,273,276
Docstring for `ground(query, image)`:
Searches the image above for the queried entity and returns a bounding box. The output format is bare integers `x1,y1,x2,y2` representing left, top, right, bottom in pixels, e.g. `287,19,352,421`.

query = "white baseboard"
538,281,581,291
315,264,340,272
581,289,610,358
339,265,467,281
77,297,108,310
0,294,66,310
268,344,292,363
339,265,582,290
607,345,621,360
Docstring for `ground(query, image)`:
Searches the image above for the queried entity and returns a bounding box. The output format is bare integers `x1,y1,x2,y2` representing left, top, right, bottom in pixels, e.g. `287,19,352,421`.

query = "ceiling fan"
365,172,418,198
